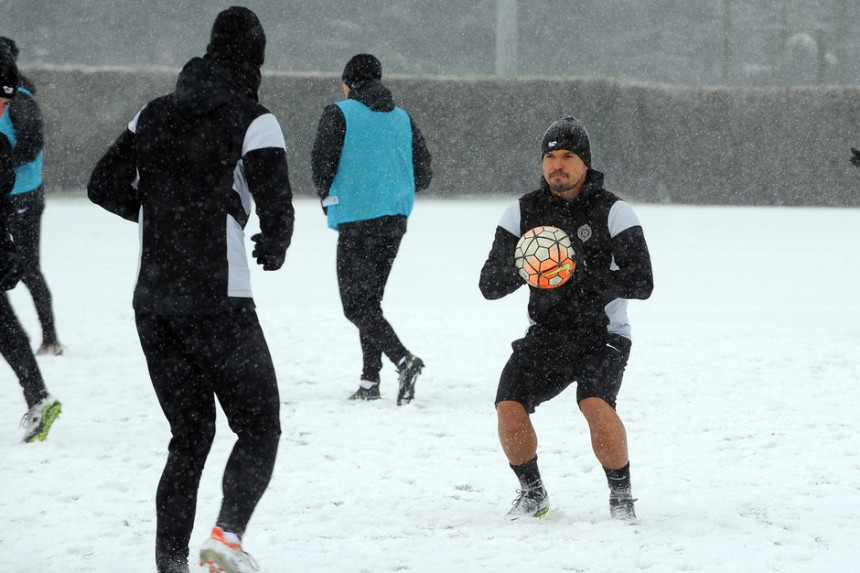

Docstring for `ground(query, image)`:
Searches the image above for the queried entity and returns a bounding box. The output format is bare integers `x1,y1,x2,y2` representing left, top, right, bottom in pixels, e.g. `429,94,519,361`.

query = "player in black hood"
89,7,292,573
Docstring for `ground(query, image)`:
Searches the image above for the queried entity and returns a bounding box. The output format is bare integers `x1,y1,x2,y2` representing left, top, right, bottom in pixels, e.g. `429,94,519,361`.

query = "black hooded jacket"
88,57,294,315
479,169,653,342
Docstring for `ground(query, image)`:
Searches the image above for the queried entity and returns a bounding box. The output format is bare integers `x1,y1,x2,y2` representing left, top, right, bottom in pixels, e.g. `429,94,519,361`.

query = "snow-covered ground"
2,196,859,572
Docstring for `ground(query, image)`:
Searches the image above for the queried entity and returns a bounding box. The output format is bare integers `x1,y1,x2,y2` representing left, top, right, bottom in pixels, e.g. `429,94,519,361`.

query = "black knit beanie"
0,45,18,99
206,6,266,67
541,115,591,167
342,54,382,88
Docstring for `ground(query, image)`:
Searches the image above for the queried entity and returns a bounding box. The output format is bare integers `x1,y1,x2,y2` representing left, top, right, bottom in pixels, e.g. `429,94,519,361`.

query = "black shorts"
494,329,631,413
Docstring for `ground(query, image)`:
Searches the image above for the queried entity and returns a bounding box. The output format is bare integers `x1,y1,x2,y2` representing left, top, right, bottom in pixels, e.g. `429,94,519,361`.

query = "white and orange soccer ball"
514,225,576,289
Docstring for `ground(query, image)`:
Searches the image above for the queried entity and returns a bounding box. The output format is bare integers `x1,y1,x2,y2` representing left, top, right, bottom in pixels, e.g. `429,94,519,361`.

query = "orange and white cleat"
199,527,260,573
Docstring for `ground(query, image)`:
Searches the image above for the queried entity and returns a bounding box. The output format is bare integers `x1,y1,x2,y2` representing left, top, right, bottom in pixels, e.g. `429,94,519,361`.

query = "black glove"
0,234,22,291
851,148,860,167
251,233,286,271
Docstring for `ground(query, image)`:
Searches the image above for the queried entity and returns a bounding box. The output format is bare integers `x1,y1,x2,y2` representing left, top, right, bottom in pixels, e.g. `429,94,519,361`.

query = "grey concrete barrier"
22,64,860,206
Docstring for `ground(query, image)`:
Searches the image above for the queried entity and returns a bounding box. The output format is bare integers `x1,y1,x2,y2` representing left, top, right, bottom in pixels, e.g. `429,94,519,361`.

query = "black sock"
510,455,544,491
604,462,631,490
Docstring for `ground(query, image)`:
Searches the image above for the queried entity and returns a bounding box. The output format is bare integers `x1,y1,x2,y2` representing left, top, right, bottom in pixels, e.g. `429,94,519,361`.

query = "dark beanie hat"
206,6,266,67
0,37,18,61
342,54,382,88
541,115,591,166
0,45,19,99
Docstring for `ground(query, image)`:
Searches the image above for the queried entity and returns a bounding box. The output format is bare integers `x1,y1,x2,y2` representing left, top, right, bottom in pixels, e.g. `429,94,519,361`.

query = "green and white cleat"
21,396,62,443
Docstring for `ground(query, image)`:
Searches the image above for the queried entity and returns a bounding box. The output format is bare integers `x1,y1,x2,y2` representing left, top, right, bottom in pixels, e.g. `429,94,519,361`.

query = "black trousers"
135,307,281,569
0,292,48,408
336,226,408,382
9,188,57,344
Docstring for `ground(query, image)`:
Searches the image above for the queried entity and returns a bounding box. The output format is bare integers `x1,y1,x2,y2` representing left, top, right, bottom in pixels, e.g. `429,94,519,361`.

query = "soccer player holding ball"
479,116,653,521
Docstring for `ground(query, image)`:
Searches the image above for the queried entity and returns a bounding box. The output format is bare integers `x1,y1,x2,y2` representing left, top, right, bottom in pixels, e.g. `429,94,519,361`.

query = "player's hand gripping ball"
514,226,577,289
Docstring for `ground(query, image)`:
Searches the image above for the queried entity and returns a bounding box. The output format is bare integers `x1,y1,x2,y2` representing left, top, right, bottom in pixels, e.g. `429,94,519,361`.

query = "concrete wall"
7,0,860,87
24,64,860,206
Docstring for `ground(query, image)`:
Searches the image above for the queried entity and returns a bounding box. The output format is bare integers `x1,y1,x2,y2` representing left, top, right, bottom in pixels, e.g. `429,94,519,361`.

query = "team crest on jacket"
577,224,592,242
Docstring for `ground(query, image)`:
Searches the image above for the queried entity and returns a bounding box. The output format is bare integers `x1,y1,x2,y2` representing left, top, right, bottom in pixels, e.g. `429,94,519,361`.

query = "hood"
19,74,36,95
172,57,247,116
348,79,395,112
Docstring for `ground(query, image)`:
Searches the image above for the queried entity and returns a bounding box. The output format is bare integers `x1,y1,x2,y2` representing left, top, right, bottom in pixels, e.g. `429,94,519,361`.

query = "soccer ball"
514,226,576,289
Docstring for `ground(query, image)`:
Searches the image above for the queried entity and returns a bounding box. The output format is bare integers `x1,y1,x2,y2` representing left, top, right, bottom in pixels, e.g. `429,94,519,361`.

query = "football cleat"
507,486,549,520
609,486,638,523
199,527,260,573
349,385,381,401
36,341,65,356
396,354,424,405
21,396,62,443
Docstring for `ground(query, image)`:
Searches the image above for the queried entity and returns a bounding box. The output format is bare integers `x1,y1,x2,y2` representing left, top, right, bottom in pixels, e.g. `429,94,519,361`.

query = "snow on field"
2,196,859,572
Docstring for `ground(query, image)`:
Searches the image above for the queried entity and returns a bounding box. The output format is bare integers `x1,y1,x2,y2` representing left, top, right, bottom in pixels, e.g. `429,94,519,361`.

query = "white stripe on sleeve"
497,201,521,237
243,113,286,156
607,200,641,238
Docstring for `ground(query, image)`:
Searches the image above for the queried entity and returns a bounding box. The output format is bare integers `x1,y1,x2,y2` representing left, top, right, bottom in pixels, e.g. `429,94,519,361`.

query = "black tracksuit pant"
136,306,281,570
336,218,409,383
8,187,58,345
0,292,48,408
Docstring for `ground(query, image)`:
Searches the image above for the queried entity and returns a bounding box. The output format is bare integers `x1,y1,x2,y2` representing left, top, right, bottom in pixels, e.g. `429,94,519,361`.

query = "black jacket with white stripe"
88,57,294,315
479,169,653,342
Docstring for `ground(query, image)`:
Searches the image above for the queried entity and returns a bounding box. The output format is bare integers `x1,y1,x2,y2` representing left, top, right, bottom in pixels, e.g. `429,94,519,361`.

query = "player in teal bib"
312,54,432,404
325,98,415,230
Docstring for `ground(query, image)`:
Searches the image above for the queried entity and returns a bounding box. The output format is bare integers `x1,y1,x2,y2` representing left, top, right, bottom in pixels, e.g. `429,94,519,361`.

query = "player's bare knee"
497,400,528,422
